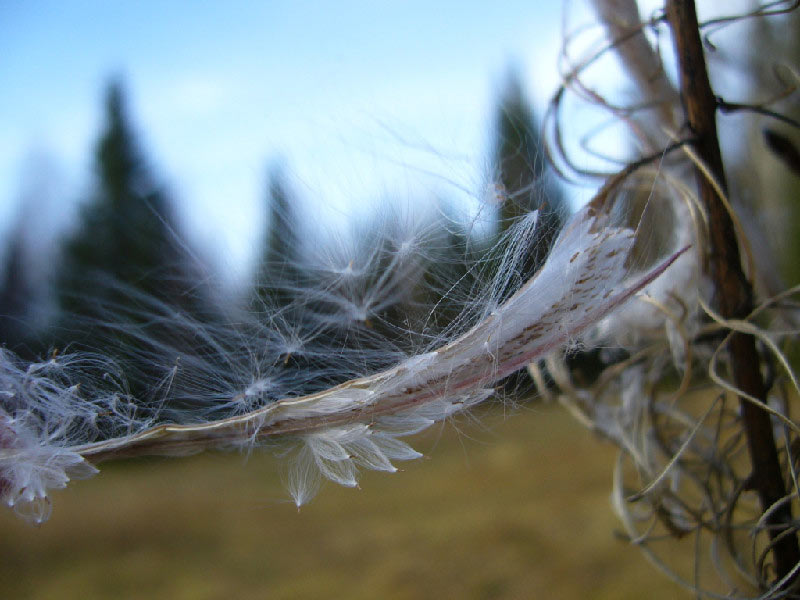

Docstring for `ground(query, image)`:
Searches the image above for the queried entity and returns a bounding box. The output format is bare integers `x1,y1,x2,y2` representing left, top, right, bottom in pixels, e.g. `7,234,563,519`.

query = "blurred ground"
0,403,687,599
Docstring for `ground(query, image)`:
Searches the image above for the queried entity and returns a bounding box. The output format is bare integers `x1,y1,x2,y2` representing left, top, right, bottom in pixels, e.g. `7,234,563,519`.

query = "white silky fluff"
591,189,700,362
0,202,683,519
287,389,492,506
277,205,675,506
0,348,151,522
0,411,97,523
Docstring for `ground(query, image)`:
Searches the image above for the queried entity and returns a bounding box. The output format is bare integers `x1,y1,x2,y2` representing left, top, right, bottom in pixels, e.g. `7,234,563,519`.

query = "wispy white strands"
0,200,685,520
0,351,131,523
592,173,701,355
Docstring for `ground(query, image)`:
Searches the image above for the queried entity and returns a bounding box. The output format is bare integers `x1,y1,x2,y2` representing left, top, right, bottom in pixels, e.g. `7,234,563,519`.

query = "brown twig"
665,0,800,592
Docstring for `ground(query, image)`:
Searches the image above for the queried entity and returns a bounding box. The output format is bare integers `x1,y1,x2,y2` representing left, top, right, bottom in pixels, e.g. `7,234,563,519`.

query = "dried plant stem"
75,233,684,464
665,0,800,590
590,0,678,144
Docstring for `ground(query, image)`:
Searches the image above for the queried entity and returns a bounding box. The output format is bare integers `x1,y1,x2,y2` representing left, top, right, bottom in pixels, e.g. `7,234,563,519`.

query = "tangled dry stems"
536,1,800,596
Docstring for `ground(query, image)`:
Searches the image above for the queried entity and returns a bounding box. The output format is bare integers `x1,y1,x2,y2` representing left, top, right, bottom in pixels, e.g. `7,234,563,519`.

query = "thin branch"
666,0,800,591
717,100,800,130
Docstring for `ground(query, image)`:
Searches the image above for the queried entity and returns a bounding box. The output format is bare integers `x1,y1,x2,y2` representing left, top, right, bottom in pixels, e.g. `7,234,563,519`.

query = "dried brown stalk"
665,0,800,591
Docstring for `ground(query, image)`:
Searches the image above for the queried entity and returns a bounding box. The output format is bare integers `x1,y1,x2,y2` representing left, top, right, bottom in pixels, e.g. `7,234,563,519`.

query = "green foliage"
0,224,34,350
492,71,568,282
53,79,210,403
57,80,189,316
252,164,304,310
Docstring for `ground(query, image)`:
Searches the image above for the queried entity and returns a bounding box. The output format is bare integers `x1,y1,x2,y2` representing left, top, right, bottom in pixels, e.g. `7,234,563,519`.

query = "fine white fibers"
289,423,418,504
592,183,701,353
0,202,685,518
0,411,97,523
0,349,137,522
288,392,489,506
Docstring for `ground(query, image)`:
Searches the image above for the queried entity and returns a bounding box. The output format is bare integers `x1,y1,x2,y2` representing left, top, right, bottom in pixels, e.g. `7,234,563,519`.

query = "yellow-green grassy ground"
0,403,688,599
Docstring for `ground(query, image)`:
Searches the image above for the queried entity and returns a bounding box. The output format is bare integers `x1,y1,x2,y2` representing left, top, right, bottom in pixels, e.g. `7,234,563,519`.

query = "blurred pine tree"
57,80,192,314
54,79,210,399
492,71,568,284
491,72,571,392
251,164,303,310
0,223,34,351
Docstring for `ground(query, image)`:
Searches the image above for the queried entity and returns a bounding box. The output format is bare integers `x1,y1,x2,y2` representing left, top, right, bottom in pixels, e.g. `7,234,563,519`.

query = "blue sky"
0,1,567,280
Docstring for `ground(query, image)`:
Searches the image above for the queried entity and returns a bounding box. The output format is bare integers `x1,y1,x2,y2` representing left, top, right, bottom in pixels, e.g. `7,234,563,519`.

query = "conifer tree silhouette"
492,72,568,286
0,223,34,351
56,79,207,398
252,164,303,311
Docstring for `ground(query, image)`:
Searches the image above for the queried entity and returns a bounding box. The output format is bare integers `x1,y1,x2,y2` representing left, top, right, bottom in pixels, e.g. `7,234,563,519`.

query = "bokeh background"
0,404,687,599
0,0,565,283
1,1,798,598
